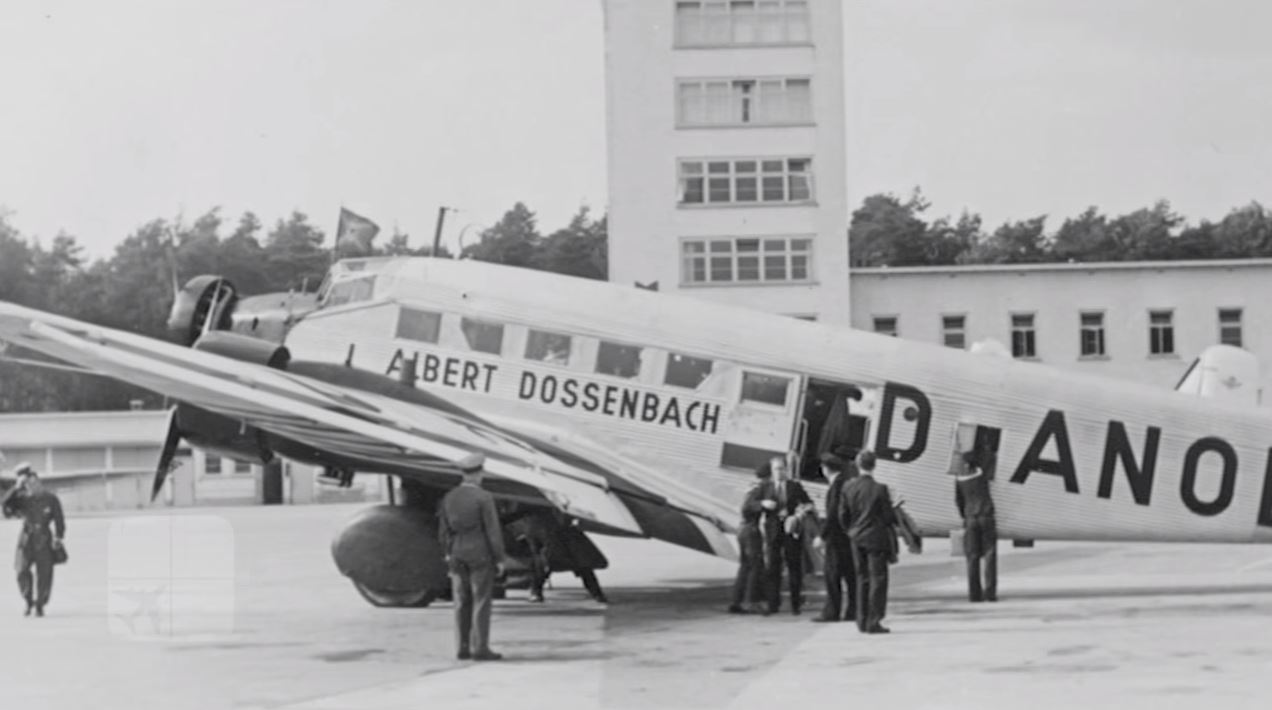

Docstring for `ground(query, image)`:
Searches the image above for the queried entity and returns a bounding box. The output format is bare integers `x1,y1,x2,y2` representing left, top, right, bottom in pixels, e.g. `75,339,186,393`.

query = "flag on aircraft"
335,208,380,256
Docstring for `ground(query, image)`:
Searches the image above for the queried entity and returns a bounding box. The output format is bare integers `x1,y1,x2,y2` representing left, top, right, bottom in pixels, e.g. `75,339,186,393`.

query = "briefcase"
52,540,68,565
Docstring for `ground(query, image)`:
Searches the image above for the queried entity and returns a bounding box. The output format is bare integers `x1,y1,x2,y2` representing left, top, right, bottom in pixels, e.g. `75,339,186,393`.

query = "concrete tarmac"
1,504,1270,710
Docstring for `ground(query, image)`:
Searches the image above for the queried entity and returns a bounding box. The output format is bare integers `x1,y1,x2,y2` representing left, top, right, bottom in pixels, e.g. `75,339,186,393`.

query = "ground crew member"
766,454,813,615
728,464,775,614
438,453,507,661
955,450,998,602
838,450,896,634
1,463,66,617
812,451,856,623
509,512,551,603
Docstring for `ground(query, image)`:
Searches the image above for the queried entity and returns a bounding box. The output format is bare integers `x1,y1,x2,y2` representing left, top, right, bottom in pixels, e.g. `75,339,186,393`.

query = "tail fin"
1175,345,1262,407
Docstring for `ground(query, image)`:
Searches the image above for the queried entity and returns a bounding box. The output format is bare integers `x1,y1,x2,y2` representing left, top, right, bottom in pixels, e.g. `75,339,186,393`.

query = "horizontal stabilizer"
1174,345,1262,407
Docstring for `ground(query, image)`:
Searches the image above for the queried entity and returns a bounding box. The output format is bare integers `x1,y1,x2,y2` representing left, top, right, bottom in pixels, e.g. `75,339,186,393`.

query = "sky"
1,0,1271,259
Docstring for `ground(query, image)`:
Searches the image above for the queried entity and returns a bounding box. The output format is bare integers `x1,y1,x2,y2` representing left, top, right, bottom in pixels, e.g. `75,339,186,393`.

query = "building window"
1080,312,1106,357
525,330,571,365
205,457,222,475
1219,308,1243,347
665,353,714,389
741,371,789,406
681,237,812,285
678,158,813,205
1148,310,1174,356
234,459,253,475
942,315,966,350
460,317,504,356
396,308,442,343
675,0,811,46
596,341,643,379
677,78,812,127
1011,313,1036,358
873,316,898,337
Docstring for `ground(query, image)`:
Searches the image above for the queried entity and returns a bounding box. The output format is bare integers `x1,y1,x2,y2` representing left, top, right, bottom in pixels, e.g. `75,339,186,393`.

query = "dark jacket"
955,473,996,520
438,483,506,566
2,488,65,552
838,475,897,552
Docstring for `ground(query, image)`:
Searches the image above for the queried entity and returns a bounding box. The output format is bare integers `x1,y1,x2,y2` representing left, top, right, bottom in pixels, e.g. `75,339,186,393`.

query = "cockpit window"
323,275,376,308
665,353,713,389
526,329,572,366
596,341,642,379
461,317,504,355
396,308,442,343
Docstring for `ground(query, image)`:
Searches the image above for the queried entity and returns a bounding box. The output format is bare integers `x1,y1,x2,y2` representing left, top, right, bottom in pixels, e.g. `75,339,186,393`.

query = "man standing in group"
765,454,813,615
956,450,998,603
813,450,856,623
1,463,66,617
728,463,775,614
438,453,507,661
839,450,896,634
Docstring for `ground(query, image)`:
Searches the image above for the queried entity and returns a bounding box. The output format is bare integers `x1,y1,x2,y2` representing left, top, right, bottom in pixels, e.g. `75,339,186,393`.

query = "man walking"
838,450,896,634
956,450,998,602
813,451,855,623
1,463,66,617
438,453,507,661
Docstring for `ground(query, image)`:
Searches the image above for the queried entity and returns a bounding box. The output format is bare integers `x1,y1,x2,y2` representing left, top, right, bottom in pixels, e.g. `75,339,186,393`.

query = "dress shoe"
530,594,545,603
473,650,503,661
985,595,998,602
34,606,44,617
727,605,749,614
457,649,472,660
791,606,802,616
810,616,836,623
867,625,890,634
23,604,32,617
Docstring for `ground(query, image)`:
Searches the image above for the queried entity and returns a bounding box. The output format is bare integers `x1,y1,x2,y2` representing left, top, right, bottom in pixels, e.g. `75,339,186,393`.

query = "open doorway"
794,378,874,482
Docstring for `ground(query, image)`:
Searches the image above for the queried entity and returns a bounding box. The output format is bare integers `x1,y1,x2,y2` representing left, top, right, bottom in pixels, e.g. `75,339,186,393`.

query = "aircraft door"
719,367,802,472
795,380,881,481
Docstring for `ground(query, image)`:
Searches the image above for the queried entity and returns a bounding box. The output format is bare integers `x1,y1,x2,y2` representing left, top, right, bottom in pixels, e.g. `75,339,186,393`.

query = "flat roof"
850,257,1272,276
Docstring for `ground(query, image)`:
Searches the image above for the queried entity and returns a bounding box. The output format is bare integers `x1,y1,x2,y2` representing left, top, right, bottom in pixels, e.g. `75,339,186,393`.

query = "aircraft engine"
167,275,239,346
331,505,451,607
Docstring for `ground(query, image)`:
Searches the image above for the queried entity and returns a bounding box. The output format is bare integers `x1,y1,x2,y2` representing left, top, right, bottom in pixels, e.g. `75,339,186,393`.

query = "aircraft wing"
0,302,642,535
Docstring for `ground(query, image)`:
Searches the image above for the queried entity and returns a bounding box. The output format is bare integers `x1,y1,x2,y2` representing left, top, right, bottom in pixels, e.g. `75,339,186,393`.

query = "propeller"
151,407,184,502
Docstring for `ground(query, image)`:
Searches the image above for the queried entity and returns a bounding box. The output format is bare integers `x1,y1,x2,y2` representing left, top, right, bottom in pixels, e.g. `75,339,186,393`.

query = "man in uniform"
838,450,896,634
438,453,507,661
955,450,998,602
813,451,856,623
765,454,813,615
1,463,66,617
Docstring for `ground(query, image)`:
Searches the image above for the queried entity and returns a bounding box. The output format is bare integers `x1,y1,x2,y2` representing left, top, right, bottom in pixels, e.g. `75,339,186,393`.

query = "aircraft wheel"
352,581,437,608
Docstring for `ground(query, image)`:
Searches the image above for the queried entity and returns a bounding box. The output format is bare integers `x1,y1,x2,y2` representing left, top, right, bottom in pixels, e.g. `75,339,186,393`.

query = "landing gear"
351,581,439,608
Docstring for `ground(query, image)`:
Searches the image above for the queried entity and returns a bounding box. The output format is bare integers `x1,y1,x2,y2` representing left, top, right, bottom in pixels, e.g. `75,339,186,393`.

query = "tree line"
850,190,1272,267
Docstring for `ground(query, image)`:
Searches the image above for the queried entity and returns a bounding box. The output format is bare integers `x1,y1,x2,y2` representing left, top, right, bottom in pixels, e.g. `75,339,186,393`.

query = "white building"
850,259,1272,397
602,0,851,324
0,409,390,512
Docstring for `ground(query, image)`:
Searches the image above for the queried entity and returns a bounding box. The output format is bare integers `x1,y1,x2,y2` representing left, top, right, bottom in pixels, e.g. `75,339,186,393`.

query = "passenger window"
461,317,504,355
741,372,790,406
324,276,376,307
665,353,713,389
526,329,572,366
396,308,442,343
596,341,643,379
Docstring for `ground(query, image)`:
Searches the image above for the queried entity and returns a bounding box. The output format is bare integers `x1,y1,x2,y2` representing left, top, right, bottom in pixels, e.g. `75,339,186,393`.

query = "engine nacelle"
331,505,451,605
168,275,238,346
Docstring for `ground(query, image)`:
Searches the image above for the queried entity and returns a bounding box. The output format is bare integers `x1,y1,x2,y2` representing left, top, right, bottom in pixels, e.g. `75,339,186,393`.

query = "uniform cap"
14,461,35,477
457,452,485,473
818,451,844,468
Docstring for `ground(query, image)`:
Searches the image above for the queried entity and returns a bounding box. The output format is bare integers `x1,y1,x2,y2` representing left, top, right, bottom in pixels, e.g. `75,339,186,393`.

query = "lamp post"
431,206,456,257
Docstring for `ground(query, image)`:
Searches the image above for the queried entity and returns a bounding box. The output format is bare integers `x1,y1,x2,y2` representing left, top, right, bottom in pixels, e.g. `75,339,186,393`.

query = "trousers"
819,537,856,621
16,543,55,609
731,526,764,607
851,544,889,632
450,559,496,654
964,515,998,601
766,532,805,612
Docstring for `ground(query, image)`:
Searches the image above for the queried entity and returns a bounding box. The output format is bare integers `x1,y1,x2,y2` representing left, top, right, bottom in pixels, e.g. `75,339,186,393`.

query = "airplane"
2,255,1271,610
